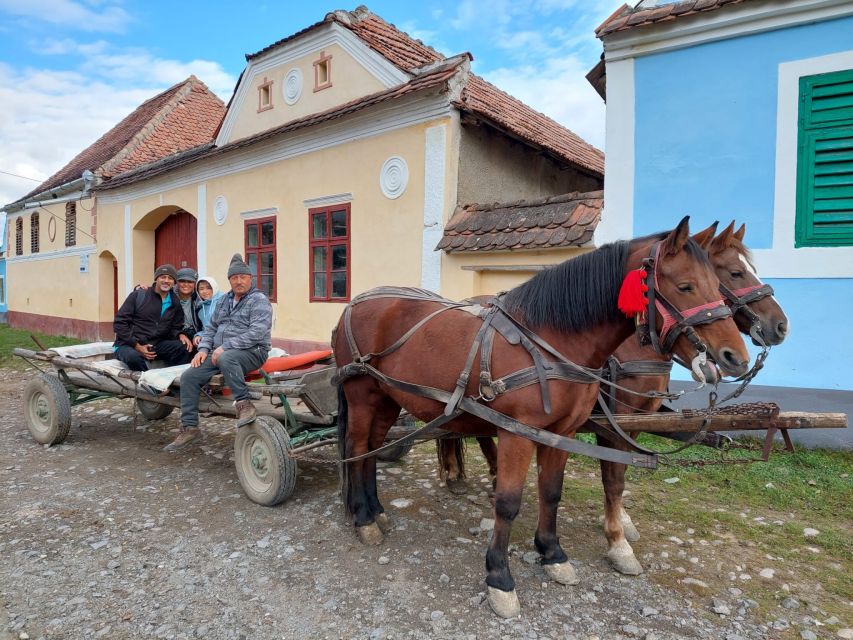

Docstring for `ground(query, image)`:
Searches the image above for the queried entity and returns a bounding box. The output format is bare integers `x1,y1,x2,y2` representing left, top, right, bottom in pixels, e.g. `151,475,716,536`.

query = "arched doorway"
155,209,197,270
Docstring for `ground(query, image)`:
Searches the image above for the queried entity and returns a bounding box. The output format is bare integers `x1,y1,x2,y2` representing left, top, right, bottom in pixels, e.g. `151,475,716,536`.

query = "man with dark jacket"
113,264,195,371
165,254,273,452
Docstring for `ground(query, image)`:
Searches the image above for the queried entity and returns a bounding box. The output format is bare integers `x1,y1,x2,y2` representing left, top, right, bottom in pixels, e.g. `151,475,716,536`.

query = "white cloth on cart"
48,342,115,359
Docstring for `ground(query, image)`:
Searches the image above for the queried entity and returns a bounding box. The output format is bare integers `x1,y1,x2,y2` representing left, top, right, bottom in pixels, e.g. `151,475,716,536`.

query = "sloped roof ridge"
14,76,199,204
461,190,604,214
99,56,467,191
595,0,748,38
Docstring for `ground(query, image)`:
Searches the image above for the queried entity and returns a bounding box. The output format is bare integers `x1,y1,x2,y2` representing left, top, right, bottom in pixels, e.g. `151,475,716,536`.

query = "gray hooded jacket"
197,286,272,353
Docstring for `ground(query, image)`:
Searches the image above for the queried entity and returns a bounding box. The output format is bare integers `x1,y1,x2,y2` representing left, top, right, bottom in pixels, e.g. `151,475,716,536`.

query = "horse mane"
502,240,630,333
502,232,711,333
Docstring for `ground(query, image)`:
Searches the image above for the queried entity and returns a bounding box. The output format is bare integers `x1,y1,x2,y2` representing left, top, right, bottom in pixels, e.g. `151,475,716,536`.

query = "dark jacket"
178,291,203,339
113,288,186,348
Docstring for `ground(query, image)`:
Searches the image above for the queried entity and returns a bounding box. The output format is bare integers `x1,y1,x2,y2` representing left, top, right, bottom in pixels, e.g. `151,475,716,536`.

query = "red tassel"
618,269,648,317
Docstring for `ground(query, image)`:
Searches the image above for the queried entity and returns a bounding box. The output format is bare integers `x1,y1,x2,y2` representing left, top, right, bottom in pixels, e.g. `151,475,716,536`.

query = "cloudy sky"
0,0,620,205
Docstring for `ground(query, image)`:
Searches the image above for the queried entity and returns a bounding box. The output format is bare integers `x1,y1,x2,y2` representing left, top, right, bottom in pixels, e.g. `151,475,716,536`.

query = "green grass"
0,325,81,368
462,433,852,637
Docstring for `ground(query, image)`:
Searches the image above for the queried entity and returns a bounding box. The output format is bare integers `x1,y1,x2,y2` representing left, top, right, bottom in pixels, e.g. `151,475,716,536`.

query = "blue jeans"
179,346,267,427
115,340,193,372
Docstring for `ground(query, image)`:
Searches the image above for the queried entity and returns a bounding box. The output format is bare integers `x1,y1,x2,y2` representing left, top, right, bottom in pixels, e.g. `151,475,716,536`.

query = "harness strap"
338,359,657,468
445,307,498,415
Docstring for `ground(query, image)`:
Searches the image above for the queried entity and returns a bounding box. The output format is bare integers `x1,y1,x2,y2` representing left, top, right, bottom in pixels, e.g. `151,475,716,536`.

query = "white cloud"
0,42,236,206
483,56,606,150
0,0,131,32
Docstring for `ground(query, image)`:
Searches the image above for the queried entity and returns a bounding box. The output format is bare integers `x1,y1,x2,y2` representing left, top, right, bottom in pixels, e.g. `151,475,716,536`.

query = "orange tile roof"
596,0,748,38
99,56,468,191
247,7,603,177
14,77,224,204
437,191,602,253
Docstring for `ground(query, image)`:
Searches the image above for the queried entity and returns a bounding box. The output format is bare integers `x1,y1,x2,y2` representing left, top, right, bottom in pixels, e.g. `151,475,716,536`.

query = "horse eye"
730,271,743,278
677,283,693,293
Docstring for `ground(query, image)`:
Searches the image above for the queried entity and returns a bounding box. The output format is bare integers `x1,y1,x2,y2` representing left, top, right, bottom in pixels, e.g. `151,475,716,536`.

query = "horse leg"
437,437,469,495
340,382,398,546
367,400,404,535
485,432,536,619
478,436,498,491
533,444,579,586
598,434,643,575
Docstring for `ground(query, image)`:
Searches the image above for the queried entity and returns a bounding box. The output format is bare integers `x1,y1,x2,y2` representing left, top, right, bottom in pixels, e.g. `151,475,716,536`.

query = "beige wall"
227,43,387,144
440,247,591,301
6,197,104,322
456,123,602,205
96,115,458,345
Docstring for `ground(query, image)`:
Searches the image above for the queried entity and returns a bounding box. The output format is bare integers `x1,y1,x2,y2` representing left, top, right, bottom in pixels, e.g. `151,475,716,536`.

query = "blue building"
592,0,853,394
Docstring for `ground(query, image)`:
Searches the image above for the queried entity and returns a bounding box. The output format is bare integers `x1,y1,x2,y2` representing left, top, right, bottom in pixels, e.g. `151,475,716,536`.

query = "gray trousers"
179,346,268,427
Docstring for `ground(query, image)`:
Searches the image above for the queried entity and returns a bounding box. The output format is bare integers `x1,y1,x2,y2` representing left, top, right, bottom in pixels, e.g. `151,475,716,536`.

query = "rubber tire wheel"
136,398,174,421
24,373,72,445
377,414,416,462
234,415,297,507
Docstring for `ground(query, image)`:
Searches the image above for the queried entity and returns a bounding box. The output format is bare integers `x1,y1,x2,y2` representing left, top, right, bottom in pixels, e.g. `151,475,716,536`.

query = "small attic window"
257,76,274,112
313,50,333,92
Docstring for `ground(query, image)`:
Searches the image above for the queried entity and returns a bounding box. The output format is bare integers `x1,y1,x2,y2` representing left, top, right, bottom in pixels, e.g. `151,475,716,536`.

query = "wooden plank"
586,411,847,432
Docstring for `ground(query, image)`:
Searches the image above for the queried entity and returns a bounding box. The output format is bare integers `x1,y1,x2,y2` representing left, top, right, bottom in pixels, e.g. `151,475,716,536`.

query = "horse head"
704,222,789,346
629,216,750,383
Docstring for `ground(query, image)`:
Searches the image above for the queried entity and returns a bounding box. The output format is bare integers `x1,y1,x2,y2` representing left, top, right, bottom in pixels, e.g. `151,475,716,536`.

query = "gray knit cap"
153,264,178,281
227,253,253,278
176,267,198,282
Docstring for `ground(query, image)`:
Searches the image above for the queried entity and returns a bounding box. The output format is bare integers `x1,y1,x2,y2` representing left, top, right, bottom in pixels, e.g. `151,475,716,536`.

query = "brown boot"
235,399,256,427
163,426,202,452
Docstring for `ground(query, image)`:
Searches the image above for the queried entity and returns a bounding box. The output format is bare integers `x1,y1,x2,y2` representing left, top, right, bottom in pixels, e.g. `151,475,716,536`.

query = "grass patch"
0,325,80,368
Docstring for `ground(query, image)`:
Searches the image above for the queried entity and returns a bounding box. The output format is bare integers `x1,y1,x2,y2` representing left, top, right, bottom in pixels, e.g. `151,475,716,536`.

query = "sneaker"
235,399,257,428
163,426,202,452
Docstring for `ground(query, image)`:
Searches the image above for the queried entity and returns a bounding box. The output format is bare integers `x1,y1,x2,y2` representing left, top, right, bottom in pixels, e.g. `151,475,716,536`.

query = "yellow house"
3,7,604,353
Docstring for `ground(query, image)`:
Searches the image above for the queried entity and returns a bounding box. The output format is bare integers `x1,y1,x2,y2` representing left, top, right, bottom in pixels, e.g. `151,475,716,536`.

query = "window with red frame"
244,217,276,301
309,204,350,302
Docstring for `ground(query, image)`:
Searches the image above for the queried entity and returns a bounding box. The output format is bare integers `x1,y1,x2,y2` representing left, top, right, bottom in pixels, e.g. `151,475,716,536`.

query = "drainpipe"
1,170,99,214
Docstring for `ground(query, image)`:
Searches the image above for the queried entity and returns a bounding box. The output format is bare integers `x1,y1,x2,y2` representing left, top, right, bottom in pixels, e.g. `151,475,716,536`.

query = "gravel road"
0,368,779,640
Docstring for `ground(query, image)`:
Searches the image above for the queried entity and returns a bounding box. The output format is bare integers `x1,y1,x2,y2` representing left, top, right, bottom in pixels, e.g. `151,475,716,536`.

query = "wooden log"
582,411,847,433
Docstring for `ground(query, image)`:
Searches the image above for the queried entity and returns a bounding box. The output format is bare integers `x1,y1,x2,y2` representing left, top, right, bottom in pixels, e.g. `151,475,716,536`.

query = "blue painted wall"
669,278,853,390
631,16,853,390
633,15,853,244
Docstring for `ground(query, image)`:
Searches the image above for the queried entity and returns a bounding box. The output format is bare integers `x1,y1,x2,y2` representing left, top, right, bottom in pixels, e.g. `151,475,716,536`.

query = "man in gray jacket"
165,254,273,452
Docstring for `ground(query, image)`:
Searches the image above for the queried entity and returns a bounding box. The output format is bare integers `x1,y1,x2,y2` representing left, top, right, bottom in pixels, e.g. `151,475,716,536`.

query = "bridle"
636,242,733,381
718,282,775,346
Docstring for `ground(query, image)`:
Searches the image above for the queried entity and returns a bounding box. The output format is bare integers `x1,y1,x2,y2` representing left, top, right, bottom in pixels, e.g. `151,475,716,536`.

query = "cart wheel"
135,399,174,421
24,373,72,445
378,414,416,462
234,415,297,507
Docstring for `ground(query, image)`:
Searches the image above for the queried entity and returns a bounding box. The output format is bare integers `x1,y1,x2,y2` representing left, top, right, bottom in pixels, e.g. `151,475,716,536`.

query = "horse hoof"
487,586,520,618
607,550,644,575
543,561,580,585
623,521,641,543
375,512,394,534
356,523,384,546
446,478,469,495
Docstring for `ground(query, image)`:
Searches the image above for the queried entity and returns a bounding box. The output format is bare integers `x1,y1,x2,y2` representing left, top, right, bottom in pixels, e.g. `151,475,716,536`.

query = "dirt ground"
0,367,786,640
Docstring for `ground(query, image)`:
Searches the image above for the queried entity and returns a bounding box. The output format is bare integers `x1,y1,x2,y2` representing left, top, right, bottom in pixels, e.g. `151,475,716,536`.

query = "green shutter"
796,69,853,247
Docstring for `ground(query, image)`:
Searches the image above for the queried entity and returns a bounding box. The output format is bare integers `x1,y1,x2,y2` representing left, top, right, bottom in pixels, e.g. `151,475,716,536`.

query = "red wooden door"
155,210,197,270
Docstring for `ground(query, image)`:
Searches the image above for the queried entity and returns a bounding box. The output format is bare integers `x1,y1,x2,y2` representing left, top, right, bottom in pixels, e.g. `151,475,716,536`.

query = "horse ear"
711,220,736,252
734,223,746,242
663,216,691,255
692,221,719,251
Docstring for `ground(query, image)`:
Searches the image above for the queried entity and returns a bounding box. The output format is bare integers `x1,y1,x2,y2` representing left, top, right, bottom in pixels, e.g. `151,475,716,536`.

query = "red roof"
14,77,224,204
596,0,748,38
437,191,602,253
247,7,603,177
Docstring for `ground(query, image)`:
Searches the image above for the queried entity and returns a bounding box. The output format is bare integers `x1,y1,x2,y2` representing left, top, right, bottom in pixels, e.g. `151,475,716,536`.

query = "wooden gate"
155,210,197,270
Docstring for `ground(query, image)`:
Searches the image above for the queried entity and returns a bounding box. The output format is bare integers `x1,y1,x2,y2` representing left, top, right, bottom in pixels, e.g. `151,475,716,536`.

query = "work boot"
235,400,256,427
163,426,201,452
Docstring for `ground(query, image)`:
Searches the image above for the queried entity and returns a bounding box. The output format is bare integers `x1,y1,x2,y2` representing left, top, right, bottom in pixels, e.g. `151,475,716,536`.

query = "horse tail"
336,383,351,515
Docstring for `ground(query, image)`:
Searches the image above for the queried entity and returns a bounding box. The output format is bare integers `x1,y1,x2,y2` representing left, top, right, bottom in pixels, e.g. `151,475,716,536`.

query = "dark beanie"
153,264,178,281
227,253,252,278
176,267,198,282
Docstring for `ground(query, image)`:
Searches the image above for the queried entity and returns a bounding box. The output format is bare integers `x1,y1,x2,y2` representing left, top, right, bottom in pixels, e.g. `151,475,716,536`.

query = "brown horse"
334,218,750,618
597,221,789,575
437,221,789,577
